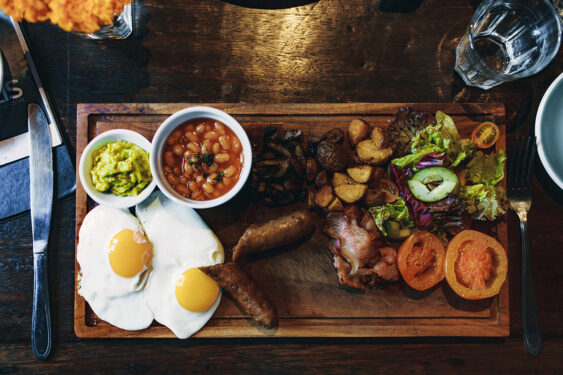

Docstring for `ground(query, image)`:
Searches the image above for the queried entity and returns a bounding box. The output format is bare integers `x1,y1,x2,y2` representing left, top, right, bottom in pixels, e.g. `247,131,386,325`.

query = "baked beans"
162,118,244,200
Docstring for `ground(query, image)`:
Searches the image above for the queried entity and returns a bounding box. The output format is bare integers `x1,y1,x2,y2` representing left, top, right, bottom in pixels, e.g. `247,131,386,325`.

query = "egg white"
77,205,153,331
136,191,224,338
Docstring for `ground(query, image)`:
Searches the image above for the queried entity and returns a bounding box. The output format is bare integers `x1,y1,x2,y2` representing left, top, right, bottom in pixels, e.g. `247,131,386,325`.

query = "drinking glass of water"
455,0,562,90
86,2,134,40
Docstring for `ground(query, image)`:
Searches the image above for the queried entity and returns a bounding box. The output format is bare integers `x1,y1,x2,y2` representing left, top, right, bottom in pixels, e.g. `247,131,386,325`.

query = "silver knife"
28,103,53,360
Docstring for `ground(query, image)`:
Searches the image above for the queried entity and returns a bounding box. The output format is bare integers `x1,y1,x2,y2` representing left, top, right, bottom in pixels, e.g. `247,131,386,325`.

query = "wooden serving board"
75,103,508,338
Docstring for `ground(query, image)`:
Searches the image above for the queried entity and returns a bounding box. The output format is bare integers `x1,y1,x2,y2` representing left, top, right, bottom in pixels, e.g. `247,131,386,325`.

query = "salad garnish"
369,197,414,239
370,107,507,241
391,111,475,169
466,149,506,186
459,184,507,221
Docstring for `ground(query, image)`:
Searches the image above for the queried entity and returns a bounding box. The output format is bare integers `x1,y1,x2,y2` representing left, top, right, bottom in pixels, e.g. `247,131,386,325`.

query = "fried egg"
136,191,224,338
77,206,154,330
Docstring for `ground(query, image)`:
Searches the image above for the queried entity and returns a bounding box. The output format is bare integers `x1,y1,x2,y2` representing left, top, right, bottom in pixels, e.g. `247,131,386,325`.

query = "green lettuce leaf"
411,123,449,154
451,139,475,167
391,111,474,169
466,149,506,186
459,184,507,221
391,146,441,168
437,110,460,154
368,197,414,236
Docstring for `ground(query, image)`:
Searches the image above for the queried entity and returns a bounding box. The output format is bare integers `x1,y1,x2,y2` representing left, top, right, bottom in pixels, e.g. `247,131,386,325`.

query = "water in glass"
456,0,562,90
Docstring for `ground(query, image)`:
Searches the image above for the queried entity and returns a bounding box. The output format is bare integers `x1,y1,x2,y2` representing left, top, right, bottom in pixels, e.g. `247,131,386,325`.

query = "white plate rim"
535,72,563,190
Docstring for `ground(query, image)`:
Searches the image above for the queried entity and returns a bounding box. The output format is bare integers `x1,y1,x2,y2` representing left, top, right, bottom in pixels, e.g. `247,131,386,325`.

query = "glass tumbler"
86,2,133,40
455,0,563,90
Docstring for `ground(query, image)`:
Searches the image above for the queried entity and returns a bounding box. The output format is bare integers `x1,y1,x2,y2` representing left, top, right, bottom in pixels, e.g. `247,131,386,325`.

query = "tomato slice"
444,230,507,300
397,231,445,291
378,178,399,203
471,121,499,149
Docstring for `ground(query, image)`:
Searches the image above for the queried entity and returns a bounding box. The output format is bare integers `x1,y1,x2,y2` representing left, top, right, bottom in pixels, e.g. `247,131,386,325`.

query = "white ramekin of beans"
150,106,252,208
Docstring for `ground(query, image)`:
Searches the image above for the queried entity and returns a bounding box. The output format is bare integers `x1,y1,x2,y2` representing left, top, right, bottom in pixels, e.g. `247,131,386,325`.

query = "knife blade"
28,103,53,360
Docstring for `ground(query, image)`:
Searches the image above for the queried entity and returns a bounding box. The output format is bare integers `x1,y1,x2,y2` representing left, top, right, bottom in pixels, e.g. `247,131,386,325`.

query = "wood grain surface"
1,0,562,372
74,102,508,338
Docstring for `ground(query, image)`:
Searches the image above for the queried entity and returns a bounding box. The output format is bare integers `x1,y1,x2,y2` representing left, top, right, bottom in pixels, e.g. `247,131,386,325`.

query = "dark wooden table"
1,0,562,373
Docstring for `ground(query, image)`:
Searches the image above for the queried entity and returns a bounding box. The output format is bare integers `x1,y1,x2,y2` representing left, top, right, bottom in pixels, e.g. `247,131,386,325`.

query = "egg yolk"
175,268,219,312
108,229,152,278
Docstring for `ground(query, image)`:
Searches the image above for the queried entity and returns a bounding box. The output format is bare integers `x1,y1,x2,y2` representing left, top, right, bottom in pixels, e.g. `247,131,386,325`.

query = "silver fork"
508,136,541,357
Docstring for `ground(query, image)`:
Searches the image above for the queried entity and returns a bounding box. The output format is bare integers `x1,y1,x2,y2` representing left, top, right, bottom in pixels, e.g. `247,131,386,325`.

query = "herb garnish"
201,152,214,166
214,171,225,182
188,152,214,169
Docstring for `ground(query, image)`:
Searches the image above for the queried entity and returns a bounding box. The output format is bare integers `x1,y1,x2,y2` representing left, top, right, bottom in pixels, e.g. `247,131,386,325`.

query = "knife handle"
32,252,52,361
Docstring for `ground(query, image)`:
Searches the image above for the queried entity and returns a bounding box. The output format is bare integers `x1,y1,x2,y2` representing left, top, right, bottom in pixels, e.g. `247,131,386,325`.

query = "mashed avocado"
90,140,152,196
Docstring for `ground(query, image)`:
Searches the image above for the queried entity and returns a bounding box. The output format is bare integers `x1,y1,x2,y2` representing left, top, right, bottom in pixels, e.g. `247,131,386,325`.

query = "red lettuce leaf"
428,194,471,236
416,152,445,169
390,164,433,229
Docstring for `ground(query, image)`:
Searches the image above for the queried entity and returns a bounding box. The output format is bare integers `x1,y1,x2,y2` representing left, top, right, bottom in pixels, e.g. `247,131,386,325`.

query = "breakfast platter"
75,102,509,338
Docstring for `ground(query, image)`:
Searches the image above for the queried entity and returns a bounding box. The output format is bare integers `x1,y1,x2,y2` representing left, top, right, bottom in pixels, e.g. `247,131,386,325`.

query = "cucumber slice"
407,166,459,203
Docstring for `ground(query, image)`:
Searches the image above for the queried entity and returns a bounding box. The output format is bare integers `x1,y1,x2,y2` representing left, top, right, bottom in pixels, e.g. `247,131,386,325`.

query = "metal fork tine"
509,137,519,189
517,136,525,188
520,137,530,188
514,137,525,189
521,137,530,188
519,136,528,188
520,137,532,188
525,137,536,189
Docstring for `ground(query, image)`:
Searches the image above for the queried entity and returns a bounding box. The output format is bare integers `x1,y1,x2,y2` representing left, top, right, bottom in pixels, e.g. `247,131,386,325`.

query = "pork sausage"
232,209,315,262
199,263,278,329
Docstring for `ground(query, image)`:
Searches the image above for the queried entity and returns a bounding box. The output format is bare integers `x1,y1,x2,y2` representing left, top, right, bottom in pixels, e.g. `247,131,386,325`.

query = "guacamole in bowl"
79,129,156,208
91,140,152,196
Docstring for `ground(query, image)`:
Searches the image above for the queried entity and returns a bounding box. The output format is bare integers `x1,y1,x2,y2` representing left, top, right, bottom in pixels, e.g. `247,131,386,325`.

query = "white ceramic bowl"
536,72,563,190
150,106,252,209
79,129,156,208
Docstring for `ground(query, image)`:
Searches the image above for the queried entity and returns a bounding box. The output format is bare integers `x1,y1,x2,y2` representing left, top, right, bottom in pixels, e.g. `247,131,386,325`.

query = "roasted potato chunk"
363,188,386,206
315,185,334,208
316,141,349,172
327,197,344,211
376,178,400,203
332,172,354,187
355,139,393,165
370,126,388,148
334,184,367,203
347,165,373,183
348,119,370,146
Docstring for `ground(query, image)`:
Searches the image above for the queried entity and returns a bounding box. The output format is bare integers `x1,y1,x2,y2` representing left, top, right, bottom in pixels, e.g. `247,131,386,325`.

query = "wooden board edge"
74,107,89,338
496,102,510,333
196,323,511,338
75,102,505,116
73,319,510,339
